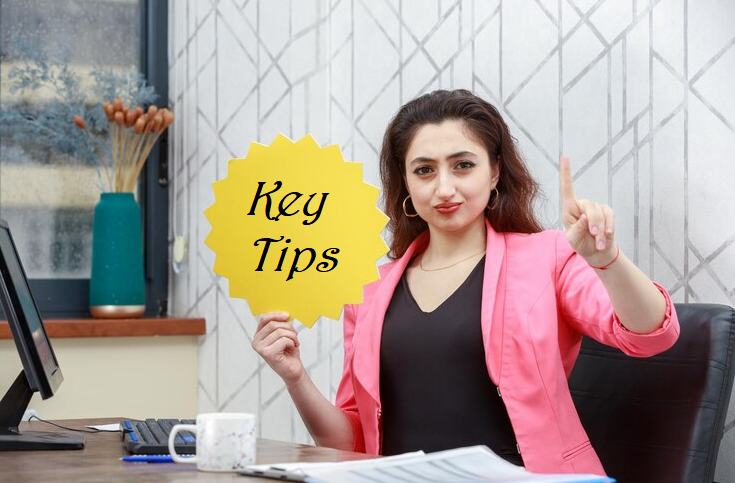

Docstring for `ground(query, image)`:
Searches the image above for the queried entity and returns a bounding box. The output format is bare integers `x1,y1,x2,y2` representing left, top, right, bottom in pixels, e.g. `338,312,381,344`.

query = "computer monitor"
0,218,84,450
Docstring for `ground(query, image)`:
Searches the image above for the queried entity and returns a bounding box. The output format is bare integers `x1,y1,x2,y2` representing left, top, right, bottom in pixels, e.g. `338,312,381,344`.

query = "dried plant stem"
112,123,120,191
117,125,129,192
123,133,147,192
120,128,136,188
84,130,113,190
116,129,124,192
128,132,163,192
118,122,127,191
110,122,119,187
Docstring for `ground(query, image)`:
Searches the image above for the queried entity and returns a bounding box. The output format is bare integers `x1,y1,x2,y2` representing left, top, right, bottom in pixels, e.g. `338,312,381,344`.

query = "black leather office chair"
569,303,735,483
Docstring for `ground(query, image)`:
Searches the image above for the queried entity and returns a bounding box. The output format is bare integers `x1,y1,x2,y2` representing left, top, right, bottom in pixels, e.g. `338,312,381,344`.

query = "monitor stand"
0,371,84,450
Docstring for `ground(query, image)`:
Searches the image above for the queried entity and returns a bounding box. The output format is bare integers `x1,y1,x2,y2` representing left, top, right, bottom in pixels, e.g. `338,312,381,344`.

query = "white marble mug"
168,412,257,472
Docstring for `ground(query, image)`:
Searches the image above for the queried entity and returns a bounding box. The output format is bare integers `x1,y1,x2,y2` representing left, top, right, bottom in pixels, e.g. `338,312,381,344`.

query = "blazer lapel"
352,232,429,405
481,220,506,384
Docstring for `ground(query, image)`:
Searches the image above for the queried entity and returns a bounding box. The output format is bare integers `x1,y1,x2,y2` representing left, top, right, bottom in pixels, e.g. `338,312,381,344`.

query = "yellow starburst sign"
204,134,389,327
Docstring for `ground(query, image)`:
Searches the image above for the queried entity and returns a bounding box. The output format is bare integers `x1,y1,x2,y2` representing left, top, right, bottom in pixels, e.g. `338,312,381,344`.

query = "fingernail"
591,225,599,235
597,240,606,250
606,226,613,234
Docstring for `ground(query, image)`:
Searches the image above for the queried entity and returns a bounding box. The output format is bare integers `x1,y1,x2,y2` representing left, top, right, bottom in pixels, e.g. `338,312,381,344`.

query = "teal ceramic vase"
89,193,145,318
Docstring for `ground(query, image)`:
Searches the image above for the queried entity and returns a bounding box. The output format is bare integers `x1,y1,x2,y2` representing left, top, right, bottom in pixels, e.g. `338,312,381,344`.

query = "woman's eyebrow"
408,151,477,165
447,150,477,159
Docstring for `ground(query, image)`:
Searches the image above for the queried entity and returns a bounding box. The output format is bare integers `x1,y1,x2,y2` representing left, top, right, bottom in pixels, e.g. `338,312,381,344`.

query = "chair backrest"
569,303,735,483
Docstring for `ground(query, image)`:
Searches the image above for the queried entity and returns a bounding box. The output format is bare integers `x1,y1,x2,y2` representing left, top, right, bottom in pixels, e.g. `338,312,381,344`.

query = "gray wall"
168,0,735,477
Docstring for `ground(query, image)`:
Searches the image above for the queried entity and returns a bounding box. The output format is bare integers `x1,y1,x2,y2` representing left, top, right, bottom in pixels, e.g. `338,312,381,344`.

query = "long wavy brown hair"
380,89,543,259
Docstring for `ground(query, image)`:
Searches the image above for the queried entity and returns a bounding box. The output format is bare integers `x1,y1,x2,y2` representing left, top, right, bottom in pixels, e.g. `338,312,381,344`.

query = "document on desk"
241,445,615,483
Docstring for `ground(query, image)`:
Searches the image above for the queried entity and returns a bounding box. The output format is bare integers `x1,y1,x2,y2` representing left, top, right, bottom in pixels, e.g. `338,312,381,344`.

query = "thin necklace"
419,249,486,272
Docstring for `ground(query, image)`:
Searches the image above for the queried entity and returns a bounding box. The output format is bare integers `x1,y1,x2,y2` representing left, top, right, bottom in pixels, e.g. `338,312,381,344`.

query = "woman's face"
404,119,499,235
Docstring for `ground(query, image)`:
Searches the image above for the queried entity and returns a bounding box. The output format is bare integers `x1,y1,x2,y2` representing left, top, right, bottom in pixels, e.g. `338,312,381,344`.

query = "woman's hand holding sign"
252,312,304,385
252,311,354,451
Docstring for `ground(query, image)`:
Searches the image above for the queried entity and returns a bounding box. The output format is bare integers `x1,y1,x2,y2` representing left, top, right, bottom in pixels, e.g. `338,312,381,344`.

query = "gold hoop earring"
487,187,500,210
402,195,418,218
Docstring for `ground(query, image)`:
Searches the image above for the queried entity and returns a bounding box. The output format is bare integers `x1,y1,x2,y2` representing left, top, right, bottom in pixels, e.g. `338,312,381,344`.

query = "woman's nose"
435,172,456,198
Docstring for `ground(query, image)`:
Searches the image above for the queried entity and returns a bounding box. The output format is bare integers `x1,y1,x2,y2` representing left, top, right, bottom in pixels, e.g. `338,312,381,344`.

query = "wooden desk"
1,418,375,482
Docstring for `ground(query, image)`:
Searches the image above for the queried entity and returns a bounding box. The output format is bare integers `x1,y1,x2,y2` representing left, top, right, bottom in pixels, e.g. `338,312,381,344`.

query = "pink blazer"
335,221,679,474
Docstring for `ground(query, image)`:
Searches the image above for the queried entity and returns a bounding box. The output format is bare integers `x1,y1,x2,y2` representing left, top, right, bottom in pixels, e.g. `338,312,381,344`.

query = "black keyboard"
121,418,196,454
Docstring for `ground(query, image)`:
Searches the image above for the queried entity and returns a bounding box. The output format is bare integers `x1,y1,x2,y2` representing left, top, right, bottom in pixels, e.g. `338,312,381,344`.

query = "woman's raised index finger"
559,156,576,204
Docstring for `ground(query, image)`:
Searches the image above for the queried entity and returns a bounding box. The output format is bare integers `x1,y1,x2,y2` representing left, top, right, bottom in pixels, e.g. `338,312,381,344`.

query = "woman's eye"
456,160,475,170
413,166,433,175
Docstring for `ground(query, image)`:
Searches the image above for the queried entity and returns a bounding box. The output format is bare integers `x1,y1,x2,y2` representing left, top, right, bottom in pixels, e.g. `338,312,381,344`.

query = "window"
0,0,169,317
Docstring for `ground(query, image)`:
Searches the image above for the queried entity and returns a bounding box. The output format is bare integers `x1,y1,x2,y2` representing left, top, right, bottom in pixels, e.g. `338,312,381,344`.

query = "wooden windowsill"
0,317,206,339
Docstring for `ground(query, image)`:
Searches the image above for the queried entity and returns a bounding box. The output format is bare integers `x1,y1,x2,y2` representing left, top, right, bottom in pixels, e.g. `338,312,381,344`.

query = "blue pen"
121,454,194,463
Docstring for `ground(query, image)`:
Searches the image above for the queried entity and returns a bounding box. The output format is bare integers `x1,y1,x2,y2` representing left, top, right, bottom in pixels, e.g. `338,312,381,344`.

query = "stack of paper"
241,445,615,483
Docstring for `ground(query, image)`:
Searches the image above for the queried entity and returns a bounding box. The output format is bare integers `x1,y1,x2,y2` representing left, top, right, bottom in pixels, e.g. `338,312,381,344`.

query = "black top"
379,257,523,466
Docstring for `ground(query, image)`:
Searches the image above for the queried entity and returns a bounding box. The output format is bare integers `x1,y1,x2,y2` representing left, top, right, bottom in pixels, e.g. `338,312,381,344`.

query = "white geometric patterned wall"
168,0,735,477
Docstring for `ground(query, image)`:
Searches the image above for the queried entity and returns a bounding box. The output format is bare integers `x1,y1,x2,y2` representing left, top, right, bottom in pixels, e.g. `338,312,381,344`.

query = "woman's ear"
491,155,501,188
402,171,410,196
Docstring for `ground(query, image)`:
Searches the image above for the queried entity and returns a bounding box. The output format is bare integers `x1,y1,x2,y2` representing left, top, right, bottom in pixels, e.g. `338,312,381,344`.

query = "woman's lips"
434,202,461,214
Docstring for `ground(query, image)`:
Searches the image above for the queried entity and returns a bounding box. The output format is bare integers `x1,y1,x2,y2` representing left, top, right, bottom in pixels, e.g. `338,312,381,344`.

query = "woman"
252,90,679,474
